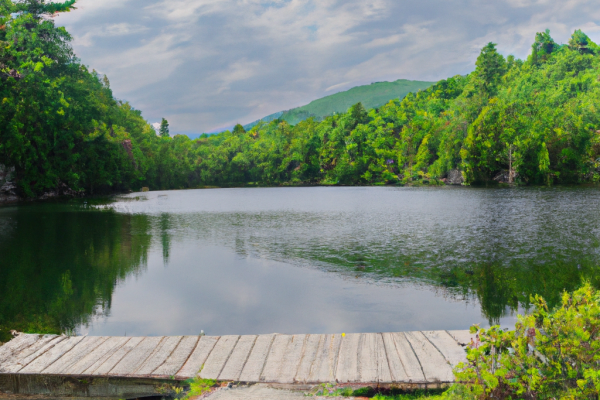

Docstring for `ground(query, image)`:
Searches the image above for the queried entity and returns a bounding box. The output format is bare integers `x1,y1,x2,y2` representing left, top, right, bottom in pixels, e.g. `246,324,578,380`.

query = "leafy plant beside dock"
453,283,600,399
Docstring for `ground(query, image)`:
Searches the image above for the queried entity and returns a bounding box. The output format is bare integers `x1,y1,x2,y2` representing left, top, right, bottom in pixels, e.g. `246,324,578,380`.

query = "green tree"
159,118,170,137
474,42,507,96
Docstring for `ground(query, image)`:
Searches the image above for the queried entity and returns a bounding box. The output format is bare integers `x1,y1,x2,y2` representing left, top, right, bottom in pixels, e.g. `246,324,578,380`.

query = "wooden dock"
0,330,475,398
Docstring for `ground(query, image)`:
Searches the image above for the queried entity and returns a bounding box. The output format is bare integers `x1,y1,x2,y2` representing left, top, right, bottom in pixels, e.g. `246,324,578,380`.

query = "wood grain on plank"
294,334,322,383
384,332,424,383
360,333,392,383
89,337,144,376
109,336,164,376
308,334,341,383
238,334,275,382
0,334,44,364
260,334,291,382
405,331,453,382
43,336,108,374
69,337,130,375
0,335,66,373
20,336,85,373
176,336,219,379
152,336,199,377
422,331,467,367
199,336,239,380
134,336,182,376
336,333,360,383
278,334,307,384
218,335,256,381
447,330,476,347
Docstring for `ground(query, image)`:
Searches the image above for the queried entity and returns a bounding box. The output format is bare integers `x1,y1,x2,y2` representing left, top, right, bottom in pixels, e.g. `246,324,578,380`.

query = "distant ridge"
244,78,434,130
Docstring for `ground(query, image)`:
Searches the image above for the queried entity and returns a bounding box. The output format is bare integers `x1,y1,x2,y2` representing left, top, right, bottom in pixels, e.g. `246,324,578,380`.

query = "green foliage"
531,29,559,66
2,8,600,198
193,29,600,187
0,0,196,197
159,118,170,138
245,79,435,128
474,42,507,95
181,376,215,399
569,29,599,55
454,284,600,399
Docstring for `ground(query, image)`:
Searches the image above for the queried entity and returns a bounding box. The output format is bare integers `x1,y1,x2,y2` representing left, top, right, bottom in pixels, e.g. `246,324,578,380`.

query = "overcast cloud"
55,0,600,134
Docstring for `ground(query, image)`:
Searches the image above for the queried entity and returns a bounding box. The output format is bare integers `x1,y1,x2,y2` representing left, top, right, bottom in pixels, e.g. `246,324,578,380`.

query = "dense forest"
2,0,600,199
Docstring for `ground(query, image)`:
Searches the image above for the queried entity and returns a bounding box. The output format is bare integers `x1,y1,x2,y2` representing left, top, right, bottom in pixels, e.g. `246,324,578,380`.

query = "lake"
1,186,599,341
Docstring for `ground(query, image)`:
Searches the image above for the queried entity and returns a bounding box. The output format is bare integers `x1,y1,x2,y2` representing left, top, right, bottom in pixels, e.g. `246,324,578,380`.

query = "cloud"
55,0,600,133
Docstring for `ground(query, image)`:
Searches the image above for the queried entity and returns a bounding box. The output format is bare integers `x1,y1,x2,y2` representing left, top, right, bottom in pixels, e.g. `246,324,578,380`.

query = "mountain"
244,79,434,129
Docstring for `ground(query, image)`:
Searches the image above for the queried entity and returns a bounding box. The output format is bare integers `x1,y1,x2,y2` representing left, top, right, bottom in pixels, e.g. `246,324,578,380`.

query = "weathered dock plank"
20,336,86,373
278,334,307,384
43,336,108,374
135,336,182,376
153,335,199,377
219,335,256,381
199,335,239,380
238,334,275,382
384,332,424,382
422,331,467,367
176,335,218,379
294,334,321,383
0,335,66,373
260,334,291,382
70,337,130,375
90,336,144,376
336,333,360,383
405,331,453,383
360,333,392,383
0,334,43,364
109,336,164,376
308,333,342,383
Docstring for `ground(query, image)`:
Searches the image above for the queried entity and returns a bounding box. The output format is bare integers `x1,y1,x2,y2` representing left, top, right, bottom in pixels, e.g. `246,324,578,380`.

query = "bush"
453,284,600,399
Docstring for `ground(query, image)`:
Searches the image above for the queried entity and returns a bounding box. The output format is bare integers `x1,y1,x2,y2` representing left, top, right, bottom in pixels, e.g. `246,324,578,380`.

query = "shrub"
453,284,600,399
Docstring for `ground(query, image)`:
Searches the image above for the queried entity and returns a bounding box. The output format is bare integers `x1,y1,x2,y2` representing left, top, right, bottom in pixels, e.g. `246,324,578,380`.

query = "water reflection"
1,187,599,339
0,204,150,341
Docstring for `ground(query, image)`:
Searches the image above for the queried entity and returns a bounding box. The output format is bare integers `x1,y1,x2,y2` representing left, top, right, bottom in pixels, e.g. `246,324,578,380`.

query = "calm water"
1,186,599,340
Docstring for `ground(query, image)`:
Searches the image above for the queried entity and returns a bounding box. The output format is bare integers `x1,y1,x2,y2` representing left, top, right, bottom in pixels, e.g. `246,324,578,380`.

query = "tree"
232,124,246,135
159,118,170,137
531,29,558,65
569,29,597,54
474,42,506,96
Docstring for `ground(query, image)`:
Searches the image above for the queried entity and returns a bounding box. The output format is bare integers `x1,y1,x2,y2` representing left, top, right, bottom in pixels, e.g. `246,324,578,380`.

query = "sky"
55,0,600,135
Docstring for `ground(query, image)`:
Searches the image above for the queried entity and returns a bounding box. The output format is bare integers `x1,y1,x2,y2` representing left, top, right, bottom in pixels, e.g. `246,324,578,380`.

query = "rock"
0,166,19,203
0,166,83,203
446,169,464,185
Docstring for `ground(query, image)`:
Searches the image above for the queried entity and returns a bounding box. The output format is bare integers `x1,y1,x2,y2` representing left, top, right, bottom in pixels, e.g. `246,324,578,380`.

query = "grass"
180,376,216,399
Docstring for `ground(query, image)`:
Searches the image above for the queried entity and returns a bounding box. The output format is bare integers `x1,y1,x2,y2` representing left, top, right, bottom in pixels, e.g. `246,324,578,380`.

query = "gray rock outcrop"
0,165,19,203
446,169,464,185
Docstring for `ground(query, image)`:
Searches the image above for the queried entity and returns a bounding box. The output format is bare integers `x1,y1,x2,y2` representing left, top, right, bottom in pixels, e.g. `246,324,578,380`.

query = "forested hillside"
244,79,434,129
2,0,600,198
0,0,193,198
195,31,600,186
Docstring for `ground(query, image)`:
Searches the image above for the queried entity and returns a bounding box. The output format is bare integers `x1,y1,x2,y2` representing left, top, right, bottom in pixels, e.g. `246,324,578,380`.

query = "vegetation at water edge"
452,283,600,399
